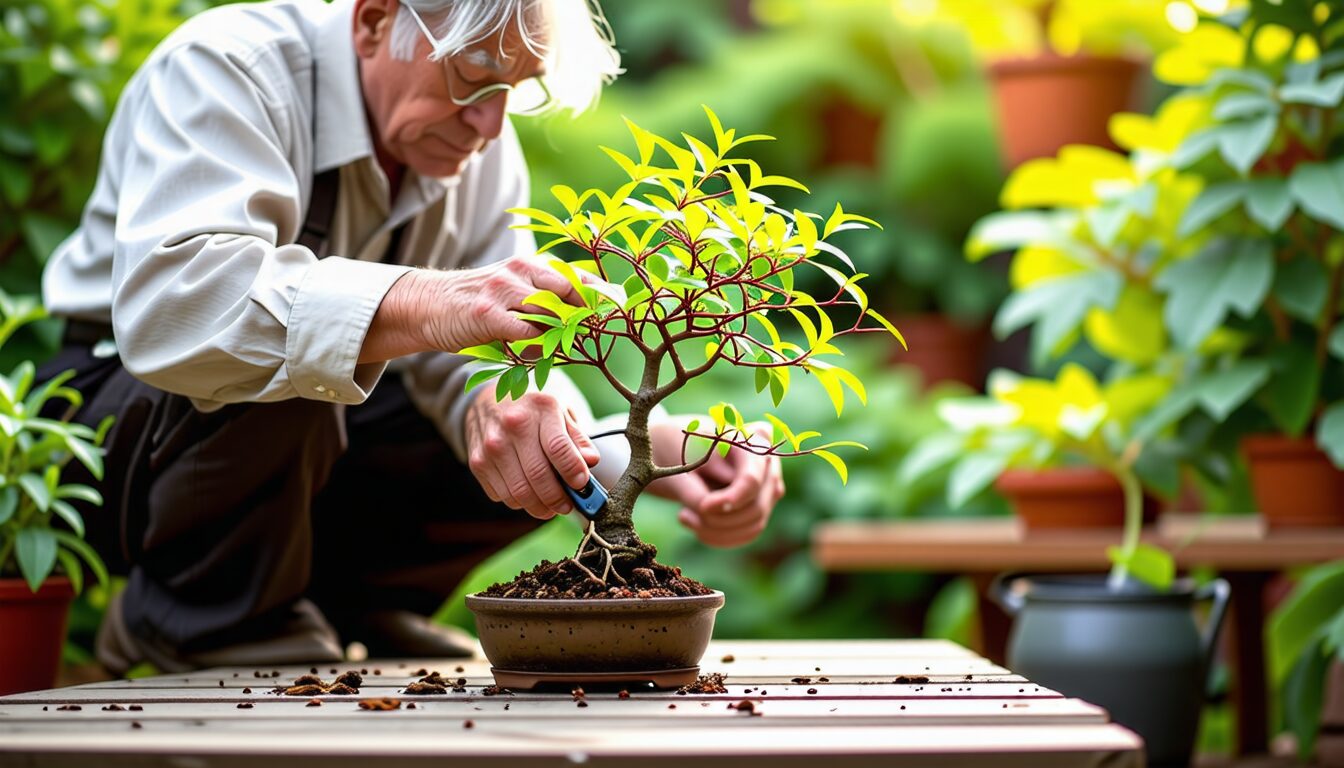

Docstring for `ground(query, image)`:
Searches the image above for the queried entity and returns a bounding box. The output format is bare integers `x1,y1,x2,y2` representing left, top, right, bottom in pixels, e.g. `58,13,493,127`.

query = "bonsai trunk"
594,394,656,552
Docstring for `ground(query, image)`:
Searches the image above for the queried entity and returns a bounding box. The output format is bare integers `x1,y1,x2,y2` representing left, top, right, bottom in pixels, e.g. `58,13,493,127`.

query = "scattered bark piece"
807,688,818,695
326,683,358,696
128,705,143,712
667,704,676,709
617,690,630,700
818,677,830,683
310,667,318,674
481,685,504,696
406,703,417,710
293,674,323,687
56,705,81,711
454,666,465,673
236,703,253,709
419,671,447,686
571,687,586,701
412,668,429,676
894,675,929,685
131,722,142,729
280,684,326,697
791,677,812,684
576,701,588,708
404,681,448,695
358,698,401,711
307,699,322,707
242,687,252,694
720,654,735,663
729,700,760,716
463,720,474,728
334,671,364,689
677,673,728,694
101,704,125,712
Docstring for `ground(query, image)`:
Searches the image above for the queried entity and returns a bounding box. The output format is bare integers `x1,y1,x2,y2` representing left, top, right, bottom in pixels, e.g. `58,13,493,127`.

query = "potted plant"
460,108,901,688
900,363,1230,765
1270,559,1344,765
971,1,1344,526
0,289,110,695
915,0,1183,167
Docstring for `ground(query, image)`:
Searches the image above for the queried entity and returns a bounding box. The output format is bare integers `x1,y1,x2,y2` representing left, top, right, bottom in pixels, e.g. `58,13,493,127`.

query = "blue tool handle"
561,473,608,519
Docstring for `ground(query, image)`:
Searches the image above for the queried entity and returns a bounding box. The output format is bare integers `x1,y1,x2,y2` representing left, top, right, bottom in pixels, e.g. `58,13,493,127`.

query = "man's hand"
465,384,600,520
646,420,785,548
361,255,584,364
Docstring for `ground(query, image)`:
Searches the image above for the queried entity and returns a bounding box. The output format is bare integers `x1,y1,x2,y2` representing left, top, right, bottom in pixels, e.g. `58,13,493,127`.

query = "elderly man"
41,0,783,673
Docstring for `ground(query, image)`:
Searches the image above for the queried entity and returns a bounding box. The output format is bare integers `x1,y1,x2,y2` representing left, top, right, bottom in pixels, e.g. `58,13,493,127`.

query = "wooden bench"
0,639,1142,766
811,514,1344,755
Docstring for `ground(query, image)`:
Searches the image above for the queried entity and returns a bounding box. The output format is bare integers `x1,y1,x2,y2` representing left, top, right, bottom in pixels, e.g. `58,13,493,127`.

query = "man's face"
353,0,547,178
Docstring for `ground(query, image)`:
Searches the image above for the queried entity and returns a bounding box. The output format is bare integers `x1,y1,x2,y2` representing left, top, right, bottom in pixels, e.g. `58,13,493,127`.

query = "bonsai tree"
901,363,1177,589
0,289,110,594
461,107,902,583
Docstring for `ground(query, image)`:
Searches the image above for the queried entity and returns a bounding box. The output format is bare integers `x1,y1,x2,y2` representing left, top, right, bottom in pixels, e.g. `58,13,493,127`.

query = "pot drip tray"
490,666,700,690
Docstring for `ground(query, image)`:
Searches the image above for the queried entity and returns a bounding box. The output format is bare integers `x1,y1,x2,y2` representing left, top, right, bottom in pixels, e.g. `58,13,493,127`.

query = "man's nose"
460,93,507,142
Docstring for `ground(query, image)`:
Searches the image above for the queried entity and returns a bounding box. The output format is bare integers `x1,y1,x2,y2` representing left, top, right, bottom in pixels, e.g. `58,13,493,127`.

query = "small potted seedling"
903,363,1230,765
0,290,111,695
462,107,901,688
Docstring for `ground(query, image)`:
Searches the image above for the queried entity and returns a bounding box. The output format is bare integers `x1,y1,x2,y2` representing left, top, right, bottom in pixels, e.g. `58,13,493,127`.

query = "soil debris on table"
481,685,504,696
720,654,735,663
404,681,448,695
101,704,125,711
791,677,812,684
729,700,761,716
131,722,142,729
358,698,401,711
306,699,322,707
463,720,474,728
236,703,253,709
273,670,363,696
677,673,728,695
128,705,143,712
480,544,713,599
894,675,930,685
56,705,81,711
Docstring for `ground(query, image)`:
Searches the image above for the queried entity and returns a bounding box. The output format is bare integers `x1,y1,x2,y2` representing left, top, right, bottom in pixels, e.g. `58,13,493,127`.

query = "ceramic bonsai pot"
1243,434,1344,528
466,591,725,689
987,54,1144,168
0,576,75,695
995,466,1125,529
992,573,1230,767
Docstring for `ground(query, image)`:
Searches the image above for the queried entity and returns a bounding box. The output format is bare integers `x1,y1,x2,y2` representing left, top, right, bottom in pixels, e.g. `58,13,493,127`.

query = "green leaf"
1283,634,1330,762
1273,255,1327,321
1197,360,1273,420
1155,239,1274,348
1178,183,1246,237
1217,115,1277,175
16,527,58,592
1289,160,1344,230
1244,177,1295,230
1213,91,1278,120
1317,401,1344,468
897,433,965,487
66,437,103,481
1280,72,1344,106
1107,543,1174,591
994,272,1123,360
459,343,508,363
18,472,50,512
495,366,527,402
50,500,84,538
21,213,74,262
1332,326,1344,361
533,358,552,391
1265,342,1319,436
947,452,1009,509
51,530,107,590
55,550,82,595
0,486,16,524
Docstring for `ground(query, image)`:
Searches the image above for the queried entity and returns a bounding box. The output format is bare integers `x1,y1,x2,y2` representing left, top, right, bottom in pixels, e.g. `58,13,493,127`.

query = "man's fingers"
679,508,765,548
700,454,769,513
542,412,591,489
515,437,574,519
565,411,601,468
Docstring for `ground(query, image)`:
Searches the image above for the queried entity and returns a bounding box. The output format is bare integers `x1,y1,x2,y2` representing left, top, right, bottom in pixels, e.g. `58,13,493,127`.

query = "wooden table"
811,515,1344,757
0,640,1142,766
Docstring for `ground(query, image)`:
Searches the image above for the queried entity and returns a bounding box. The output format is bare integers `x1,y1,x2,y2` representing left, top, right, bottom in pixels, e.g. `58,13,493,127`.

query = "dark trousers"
39,344,537,652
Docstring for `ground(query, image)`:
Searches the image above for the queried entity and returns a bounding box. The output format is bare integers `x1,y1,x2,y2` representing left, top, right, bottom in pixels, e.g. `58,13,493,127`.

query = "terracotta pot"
0,576,75,696
995,467,1125,529
987,54,1144,168
466,591,724,688
1243,434,1344,528
888,313,989,391
817,97,883,170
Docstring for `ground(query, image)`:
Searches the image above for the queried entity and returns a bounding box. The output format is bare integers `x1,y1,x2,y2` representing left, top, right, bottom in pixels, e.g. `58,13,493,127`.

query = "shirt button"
314,384,327,393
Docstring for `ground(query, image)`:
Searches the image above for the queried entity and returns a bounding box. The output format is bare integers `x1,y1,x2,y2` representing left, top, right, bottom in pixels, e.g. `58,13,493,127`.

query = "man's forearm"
359,270,439,364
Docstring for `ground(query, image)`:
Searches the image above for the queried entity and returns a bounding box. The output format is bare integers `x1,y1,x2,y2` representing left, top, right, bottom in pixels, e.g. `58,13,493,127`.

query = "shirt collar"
313,0,372,173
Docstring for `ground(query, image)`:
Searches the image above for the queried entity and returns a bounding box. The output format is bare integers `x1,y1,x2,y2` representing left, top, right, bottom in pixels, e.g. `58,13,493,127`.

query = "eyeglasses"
401,3,553,116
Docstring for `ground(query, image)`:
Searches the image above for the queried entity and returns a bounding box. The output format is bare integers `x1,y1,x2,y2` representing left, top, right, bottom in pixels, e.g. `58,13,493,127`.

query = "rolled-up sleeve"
110,44,410,406
400,125,598,462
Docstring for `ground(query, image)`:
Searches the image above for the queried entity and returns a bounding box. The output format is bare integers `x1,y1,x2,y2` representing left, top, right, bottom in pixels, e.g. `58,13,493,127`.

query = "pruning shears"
561,473,609,520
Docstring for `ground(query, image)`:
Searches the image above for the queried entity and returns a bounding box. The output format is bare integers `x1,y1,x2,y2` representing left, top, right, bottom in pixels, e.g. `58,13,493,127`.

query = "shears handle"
560,473,608,520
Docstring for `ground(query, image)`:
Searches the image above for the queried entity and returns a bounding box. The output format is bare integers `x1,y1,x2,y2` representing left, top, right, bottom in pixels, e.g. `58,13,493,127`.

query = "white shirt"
41,0,600,464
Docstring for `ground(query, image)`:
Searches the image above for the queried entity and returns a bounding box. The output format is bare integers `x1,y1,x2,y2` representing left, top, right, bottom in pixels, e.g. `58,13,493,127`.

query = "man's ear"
353,0,394,59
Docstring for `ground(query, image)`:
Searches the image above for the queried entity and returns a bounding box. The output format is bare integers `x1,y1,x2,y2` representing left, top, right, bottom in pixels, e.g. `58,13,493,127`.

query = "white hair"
389,0,622,115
